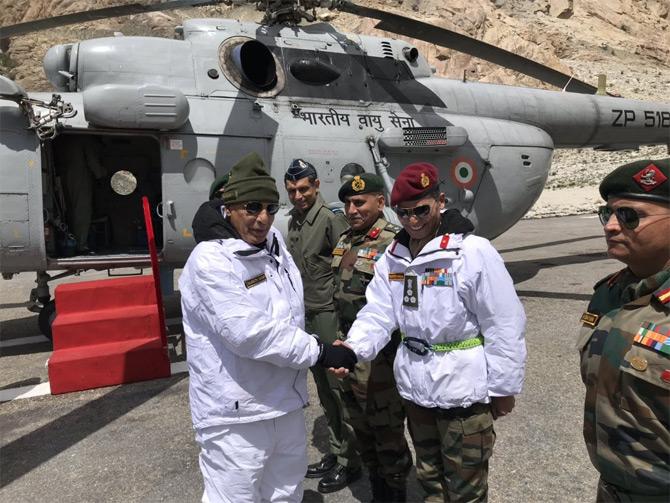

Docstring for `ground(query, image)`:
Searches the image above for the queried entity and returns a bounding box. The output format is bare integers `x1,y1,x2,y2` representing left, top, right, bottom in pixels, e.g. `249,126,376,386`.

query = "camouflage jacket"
331,217,400,334
578,267,670,496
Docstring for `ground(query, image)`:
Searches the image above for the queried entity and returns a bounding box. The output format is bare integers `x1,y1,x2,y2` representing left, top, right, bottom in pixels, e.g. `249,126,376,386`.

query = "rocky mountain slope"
1,0,668,217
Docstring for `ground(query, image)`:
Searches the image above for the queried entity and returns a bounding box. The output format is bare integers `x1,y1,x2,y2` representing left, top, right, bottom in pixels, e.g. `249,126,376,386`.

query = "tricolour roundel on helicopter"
450,158,477,189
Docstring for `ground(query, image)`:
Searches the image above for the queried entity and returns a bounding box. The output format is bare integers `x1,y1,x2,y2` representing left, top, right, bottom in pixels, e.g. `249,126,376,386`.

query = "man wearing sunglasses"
179,153,357,503
578,158,670,502
331,173,412,501
283,159,361,491
331,162,527,502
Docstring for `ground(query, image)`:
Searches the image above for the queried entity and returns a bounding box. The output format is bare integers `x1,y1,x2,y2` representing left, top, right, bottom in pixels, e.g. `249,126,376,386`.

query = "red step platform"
48,275,171,394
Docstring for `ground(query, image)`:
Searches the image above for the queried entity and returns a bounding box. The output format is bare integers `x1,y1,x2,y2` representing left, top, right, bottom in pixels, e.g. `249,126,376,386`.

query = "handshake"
317,341,357,372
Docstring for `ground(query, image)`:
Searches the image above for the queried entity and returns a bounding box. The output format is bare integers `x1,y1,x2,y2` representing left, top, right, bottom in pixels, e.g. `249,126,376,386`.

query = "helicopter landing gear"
29,270,78,338
28,271,53,313
38,300,57,340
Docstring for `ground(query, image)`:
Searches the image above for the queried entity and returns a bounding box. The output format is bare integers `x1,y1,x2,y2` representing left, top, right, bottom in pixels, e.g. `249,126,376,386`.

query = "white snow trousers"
197,408,307,503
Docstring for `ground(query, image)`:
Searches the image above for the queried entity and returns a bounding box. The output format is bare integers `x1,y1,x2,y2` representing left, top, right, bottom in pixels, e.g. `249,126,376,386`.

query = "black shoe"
306,453,337,479
317,464,362,494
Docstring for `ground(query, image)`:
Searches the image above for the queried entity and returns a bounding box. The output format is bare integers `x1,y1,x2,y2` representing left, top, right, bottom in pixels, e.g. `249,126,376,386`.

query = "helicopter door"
0,106,46,274
160,135,271,264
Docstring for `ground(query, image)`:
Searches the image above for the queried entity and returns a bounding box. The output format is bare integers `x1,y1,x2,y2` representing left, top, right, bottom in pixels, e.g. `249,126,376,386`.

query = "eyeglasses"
597,205,668,230
393,203,433,219
243,202,280,216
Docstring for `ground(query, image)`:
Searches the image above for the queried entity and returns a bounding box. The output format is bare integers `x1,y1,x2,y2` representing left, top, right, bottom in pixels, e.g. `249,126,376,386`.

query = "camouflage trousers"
339,339,412,488
306,310,360,469
404,400,495,503
596,478,670,503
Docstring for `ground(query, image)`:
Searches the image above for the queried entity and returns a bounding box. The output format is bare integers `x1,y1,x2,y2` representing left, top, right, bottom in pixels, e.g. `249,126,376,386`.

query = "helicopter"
0,0,668,336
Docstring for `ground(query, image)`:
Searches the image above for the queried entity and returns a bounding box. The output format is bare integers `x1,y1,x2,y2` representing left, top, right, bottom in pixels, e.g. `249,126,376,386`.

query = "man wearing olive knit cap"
179,152,357,503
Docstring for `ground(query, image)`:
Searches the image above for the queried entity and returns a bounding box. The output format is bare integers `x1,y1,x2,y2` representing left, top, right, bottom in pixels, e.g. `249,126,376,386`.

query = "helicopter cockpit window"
219,37,285,97
110,170,138,196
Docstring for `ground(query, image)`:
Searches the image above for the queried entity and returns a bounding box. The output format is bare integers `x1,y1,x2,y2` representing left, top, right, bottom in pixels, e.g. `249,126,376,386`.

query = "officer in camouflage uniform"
578,158,670,502
284,159,361,493
331,173,412,502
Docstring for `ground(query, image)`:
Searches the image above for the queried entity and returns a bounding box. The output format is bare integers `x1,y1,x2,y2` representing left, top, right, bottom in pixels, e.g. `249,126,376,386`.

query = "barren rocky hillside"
1,0,668,217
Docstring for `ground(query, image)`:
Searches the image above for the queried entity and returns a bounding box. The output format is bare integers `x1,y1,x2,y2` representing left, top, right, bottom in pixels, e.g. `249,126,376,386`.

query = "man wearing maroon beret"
331,162,527,502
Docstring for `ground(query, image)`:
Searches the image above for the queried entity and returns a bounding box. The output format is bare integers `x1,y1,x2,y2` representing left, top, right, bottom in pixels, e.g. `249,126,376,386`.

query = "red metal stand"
47,196,171,394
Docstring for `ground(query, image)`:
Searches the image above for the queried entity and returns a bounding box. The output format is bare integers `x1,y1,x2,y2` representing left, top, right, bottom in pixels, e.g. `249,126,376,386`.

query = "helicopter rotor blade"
336,1,597,94
0,0,226,39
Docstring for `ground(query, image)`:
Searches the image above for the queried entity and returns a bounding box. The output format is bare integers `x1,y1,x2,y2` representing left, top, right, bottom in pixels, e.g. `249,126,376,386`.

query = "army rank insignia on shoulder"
634,322,670,355
244,273,267,289
403,275,419,307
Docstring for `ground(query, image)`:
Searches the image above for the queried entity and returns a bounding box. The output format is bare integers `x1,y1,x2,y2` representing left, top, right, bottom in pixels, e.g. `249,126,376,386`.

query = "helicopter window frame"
218,36,286,98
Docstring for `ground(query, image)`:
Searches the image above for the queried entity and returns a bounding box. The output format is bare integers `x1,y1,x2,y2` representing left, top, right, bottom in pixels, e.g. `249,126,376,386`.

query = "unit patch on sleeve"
421,268,453,287
244,273,267,289
634,321,670,355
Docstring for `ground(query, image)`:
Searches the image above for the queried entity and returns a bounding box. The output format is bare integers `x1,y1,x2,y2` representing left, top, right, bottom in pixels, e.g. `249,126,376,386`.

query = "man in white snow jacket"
331,162,527,502
179,153,357,503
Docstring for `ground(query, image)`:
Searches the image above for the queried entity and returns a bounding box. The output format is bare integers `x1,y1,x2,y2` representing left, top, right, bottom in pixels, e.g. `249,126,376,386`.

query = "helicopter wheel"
38,300,57,340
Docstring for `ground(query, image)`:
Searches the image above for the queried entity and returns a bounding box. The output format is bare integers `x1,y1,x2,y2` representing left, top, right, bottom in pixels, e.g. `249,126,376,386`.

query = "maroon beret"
391,162,439,206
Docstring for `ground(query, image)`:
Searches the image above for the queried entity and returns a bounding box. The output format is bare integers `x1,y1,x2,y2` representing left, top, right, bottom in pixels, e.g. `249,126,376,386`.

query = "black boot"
317,464,362,493
306,453,337,478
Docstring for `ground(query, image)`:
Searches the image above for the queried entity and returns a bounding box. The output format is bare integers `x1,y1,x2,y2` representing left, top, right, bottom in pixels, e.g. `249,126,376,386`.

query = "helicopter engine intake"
43,43,78,92
231,40,277,91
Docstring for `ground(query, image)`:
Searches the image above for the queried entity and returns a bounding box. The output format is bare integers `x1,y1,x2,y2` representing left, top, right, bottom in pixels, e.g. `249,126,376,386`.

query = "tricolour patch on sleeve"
655,287,670,304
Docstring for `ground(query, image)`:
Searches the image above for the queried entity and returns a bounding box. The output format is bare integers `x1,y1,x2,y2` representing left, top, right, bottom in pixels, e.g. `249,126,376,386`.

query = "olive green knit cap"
222,153,279,205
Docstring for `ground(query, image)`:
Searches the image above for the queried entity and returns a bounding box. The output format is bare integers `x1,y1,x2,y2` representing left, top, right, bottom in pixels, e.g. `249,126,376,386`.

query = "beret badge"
420,173,430,188
352,175,366,192
633,163,667,192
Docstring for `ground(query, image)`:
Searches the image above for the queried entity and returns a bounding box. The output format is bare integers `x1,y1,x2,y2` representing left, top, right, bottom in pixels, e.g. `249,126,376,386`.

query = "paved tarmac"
0,214,614,502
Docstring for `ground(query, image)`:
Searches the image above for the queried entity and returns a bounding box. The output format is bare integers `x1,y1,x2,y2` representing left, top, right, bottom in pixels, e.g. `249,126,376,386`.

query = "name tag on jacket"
244,273,267,289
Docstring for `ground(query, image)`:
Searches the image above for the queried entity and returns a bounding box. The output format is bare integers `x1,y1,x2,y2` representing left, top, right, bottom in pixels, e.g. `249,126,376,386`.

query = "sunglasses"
597,205,668,230
243,202,280,216
393,203,433,219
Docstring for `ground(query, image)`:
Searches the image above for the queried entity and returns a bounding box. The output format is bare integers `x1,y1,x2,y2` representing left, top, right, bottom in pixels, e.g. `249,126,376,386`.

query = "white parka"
179,227,321,429
346,226,527,410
